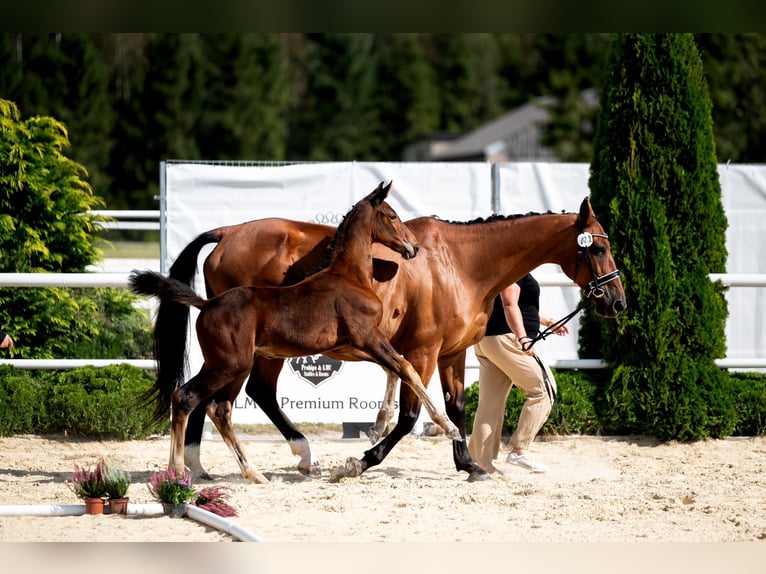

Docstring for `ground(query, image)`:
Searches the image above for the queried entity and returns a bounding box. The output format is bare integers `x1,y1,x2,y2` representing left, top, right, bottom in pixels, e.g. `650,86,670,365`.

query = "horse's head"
565,197,627,318
367,181,420,260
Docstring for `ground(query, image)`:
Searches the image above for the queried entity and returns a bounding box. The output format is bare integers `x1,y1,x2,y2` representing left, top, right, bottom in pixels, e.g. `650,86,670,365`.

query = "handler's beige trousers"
468,332,557,468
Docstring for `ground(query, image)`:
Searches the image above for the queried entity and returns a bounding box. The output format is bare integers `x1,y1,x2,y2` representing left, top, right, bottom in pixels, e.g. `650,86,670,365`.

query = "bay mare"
156,196,626,482
130,182,462,482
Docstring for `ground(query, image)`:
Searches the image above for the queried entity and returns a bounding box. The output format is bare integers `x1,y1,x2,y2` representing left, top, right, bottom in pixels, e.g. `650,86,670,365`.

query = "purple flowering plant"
147,466,196,505
68,459,108,500
194,485,238,517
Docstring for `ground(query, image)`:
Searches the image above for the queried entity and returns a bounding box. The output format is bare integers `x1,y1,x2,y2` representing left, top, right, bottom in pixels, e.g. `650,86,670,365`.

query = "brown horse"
129,182,463,482
155,195,625,482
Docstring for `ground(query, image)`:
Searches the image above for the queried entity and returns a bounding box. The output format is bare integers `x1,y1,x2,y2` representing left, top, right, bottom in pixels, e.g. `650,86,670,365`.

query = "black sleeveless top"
484,274,540,337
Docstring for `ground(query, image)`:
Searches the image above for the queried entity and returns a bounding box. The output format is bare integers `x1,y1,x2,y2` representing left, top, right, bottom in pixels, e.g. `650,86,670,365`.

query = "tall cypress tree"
584,33,733,440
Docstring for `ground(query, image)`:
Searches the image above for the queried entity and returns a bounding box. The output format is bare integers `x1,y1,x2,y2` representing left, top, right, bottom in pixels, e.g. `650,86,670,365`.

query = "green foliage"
102,460,132,498
4,33,766,211
0,286,152,360
465,368,764,438
465,369,601,436
0,366,48,435
373,34,441,159
147,466,196,504
38,364,165,438
583,34,733,441
729,372,766,436
0,99,104,273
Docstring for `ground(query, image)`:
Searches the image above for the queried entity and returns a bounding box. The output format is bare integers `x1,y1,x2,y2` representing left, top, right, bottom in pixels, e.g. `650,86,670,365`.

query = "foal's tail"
132,230,221,423
129,270,207,309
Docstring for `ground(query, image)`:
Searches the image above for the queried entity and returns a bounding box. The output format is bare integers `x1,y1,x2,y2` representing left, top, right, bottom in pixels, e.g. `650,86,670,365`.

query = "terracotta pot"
84,497,105,515
108,497,129,515
162,502,187,518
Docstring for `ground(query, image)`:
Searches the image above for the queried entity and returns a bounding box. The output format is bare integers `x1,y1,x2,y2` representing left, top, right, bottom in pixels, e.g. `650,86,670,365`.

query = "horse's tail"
135,230,221,423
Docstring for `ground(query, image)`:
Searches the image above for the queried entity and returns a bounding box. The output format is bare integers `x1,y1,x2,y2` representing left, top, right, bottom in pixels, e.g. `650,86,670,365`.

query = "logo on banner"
288,355,344,387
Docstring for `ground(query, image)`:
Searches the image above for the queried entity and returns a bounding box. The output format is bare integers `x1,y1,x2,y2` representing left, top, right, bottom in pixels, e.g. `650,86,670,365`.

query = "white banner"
164,161,491,425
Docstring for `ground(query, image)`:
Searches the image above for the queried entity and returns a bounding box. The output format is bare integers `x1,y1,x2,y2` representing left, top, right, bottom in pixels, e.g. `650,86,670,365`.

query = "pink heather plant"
194,485,238,517
147,466,196,505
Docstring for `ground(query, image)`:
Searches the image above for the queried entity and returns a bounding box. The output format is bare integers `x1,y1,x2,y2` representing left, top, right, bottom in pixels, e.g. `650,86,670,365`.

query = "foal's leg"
366,369,398,444
394,358,460,440
169,378,211,477
206,398,269,484
246,356,319,477
332,340,460,481
184,404,212,480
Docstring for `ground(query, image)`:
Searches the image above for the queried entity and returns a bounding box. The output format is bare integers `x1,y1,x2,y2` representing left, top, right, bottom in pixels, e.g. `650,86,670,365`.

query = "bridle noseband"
574,220,621,300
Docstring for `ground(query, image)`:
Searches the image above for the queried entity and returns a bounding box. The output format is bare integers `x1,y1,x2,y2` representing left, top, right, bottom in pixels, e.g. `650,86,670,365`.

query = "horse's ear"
369,181,391,206
578,196,594,225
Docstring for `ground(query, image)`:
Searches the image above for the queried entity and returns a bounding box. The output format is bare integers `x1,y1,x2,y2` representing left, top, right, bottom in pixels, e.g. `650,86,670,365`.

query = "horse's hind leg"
366,369,398,444
206,399,269,484
246,356,319,477
184,404,213,480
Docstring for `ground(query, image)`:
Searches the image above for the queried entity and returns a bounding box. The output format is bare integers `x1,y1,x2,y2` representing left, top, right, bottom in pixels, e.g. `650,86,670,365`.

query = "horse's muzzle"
402,243,420,260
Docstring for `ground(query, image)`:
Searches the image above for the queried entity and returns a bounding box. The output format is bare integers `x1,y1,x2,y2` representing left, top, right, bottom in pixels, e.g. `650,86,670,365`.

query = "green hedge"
465,368,766,438
0,364,166,438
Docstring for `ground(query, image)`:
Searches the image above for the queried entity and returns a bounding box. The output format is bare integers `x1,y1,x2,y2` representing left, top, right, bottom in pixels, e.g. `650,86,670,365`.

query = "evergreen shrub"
0,364,167,438
465,369,601,436
729,371,766,436
0,365,48,435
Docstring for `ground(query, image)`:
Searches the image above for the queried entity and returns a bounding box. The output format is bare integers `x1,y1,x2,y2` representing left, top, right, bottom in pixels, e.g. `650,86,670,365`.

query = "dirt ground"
1,431,764,571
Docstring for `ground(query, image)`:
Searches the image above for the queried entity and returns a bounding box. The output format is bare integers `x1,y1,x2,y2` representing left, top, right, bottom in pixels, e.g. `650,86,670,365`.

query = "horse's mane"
440,209,565,226
310,208,569,275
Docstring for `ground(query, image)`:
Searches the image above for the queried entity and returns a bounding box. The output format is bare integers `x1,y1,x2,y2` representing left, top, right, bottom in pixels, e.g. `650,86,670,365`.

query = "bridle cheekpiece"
575,221,621,300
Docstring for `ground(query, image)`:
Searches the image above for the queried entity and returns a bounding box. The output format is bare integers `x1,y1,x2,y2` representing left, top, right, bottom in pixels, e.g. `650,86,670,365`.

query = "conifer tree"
373,34,440,159
583,34,734,440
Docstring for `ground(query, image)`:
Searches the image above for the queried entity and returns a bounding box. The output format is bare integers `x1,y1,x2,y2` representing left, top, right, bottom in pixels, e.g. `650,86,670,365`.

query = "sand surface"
1,431,765,546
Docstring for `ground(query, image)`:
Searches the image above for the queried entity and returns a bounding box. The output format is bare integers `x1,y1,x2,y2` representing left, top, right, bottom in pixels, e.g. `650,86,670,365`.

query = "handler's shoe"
507,452,548,473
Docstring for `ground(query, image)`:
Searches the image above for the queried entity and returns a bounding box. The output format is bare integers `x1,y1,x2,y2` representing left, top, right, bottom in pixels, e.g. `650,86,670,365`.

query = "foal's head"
331,181,419,263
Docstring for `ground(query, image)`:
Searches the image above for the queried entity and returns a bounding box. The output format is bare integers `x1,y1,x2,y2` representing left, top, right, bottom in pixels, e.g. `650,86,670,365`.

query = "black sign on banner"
287,355,344,387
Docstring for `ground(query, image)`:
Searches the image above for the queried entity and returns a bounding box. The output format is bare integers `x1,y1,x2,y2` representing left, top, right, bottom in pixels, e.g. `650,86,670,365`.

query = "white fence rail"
91,210,161,231
1,271,764,370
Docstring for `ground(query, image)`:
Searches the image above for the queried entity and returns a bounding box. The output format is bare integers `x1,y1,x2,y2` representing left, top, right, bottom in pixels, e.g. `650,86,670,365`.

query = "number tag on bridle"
577,232,593,248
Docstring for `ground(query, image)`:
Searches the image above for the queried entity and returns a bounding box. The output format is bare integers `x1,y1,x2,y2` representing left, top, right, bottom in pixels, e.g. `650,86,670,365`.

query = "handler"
468,273,568,474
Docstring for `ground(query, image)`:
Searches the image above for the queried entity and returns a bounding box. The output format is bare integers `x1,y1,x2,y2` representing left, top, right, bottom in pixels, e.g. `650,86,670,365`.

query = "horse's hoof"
344,457,363,477
466,470,492,483
244,469,270,484
299,462,322,477
328,457,363,483
449,428,464,442
365,427,381,444
190,469,213,481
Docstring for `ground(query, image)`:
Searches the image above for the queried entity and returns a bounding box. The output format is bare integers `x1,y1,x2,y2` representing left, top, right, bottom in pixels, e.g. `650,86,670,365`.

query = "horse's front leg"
246,356,320,477
439,356,489,482
206,398,269,484
366,369,398,444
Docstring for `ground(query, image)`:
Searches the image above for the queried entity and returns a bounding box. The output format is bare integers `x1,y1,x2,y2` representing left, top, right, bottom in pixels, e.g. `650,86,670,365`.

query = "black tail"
134,231,221,423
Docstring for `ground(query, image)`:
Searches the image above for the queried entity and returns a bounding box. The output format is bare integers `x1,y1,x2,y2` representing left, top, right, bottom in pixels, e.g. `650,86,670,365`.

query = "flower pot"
162,502,187,518
108,497,129,515
84,497,105,515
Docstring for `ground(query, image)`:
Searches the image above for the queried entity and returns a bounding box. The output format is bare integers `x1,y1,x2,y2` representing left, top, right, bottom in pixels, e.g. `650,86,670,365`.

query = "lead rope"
521,297,586,352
